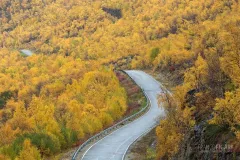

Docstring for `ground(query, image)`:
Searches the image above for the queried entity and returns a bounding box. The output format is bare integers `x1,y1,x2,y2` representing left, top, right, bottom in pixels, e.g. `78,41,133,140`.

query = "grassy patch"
146,147,157,160
115,71,147,117
204,124,231,144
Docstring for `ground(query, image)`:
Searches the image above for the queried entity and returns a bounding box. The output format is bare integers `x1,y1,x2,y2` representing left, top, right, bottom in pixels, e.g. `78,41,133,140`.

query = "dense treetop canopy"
0,0,240,159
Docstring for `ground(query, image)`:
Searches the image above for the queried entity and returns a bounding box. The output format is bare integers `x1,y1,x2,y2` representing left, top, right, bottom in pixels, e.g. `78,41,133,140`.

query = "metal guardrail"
121,72,170,160
71,70,150,160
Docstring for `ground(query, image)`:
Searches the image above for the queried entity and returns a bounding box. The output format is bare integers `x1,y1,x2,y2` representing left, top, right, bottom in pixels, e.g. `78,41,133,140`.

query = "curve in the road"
81,70,165,160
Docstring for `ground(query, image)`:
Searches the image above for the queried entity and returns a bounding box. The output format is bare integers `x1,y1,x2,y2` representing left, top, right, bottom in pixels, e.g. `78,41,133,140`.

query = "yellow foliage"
157,91,195,159
156,119,183,159
211,90,240,132
184,55,208,89
16,139,41,160
0,0,239,158
0,154,10,160
9,101,33,132
0,124,19,146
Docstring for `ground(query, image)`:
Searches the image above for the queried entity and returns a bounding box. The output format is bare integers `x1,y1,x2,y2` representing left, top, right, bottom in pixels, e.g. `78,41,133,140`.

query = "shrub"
150,48,160,61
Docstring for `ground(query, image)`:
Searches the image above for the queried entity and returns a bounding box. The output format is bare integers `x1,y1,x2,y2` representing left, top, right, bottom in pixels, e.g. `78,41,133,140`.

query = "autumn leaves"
0,51,127,159
146,1,240,159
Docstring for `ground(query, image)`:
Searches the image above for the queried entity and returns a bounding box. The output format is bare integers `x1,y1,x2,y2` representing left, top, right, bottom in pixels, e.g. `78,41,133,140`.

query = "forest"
0,49,128,159
0,0,240,159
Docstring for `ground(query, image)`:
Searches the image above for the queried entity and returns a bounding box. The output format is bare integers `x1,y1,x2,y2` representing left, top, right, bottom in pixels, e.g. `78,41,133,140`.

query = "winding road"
81,70,165,160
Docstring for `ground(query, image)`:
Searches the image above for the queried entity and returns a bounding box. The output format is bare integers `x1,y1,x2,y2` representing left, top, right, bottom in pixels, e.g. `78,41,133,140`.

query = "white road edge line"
81,71,164,160
121,70,168,160
121,91,155,160
111,136,134,160
121,126,155,160
139,70,172,96
81,83,152,160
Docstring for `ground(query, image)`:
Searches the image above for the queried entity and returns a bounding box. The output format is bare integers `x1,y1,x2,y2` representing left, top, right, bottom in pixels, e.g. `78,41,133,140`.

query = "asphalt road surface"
81,70,165,160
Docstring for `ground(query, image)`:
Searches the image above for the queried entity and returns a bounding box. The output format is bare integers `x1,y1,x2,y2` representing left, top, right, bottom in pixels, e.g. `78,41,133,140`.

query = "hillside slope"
0,0,240,159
